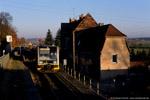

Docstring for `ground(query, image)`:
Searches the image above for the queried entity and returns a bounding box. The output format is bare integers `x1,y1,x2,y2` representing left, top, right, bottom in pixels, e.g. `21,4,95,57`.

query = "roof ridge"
75,13,98,31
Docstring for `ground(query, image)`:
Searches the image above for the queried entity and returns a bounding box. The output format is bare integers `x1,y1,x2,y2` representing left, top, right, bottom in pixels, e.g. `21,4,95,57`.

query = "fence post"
113,79,115,95
74,71,76,79
71,69,72,77
65,65,66,72
78,73,80,81
0,62,2,68
67,67,69,74
90,79,92,89
83,75,85,85
97,82,99,95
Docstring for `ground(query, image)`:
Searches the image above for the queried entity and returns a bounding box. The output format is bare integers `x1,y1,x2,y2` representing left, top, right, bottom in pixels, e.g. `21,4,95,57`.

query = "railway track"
44,73,81,100
29,68,82,100
24,62,102,100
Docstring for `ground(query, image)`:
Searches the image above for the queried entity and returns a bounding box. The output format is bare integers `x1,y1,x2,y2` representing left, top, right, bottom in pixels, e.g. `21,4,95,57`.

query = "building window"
112,54,117,63
78,40,80,46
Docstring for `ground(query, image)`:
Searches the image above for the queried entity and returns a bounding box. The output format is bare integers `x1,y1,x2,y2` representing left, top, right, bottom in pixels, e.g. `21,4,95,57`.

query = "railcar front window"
39,50,50,60
39,47,57,60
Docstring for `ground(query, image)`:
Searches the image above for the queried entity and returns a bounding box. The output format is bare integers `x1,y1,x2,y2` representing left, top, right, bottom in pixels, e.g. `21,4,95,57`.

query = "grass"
12,60,23,70
0,59,28,100
128,42,150,55
128,43,150,47
133,48,150,55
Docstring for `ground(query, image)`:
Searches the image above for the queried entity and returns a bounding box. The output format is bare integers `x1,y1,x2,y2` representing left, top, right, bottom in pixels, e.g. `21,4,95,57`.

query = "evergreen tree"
55,28,61,47
45,29,54,45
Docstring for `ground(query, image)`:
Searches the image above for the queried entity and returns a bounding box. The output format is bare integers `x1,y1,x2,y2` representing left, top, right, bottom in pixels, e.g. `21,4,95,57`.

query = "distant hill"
127,37,150,41
26,38,39,42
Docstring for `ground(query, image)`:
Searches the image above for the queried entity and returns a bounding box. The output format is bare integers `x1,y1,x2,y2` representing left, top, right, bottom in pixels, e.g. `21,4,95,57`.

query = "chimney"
71,18,77,22
69,17,71,23
69,17,77,23
79,14,84,19
99,23,104,26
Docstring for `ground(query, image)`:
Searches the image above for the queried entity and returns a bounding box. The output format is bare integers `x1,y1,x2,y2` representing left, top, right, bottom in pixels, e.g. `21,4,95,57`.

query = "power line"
1,0,149,23
74,8,150,23
0,0,73,12
0,3,72,15
73,8,75,18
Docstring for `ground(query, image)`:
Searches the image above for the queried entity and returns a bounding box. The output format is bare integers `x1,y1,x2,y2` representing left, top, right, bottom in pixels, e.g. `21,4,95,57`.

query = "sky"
0,0,150,39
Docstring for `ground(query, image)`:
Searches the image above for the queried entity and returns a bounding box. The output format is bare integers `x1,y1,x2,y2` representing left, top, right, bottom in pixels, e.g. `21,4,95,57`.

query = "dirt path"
0,58,35,100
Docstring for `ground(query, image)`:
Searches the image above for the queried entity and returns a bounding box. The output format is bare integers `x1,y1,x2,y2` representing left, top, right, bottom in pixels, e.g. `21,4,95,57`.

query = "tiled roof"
61,13,98,33
105,24,126,36
75,24,127,52
76,24,126,37
75,13,98,31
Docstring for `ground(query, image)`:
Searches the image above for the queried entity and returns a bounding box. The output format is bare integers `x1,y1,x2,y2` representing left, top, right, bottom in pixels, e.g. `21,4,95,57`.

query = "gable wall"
100,36,130,79
101,36,130,70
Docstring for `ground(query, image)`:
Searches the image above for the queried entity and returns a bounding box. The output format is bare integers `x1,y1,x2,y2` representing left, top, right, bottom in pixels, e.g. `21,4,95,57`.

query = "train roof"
38,45,57,48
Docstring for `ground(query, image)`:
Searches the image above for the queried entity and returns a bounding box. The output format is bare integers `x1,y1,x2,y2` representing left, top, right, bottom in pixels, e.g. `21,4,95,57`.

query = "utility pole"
73,8,75,18
73,31,75,73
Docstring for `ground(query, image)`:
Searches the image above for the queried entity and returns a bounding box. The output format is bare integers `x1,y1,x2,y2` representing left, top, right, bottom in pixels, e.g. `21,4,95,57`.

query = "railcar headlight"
53,61,56,64
39,61,43,64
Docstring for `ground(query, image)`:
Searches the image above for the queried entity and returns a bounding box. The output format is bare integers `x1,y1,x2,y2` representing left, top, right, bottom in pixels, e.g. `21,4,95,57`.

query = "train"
37,45,59,73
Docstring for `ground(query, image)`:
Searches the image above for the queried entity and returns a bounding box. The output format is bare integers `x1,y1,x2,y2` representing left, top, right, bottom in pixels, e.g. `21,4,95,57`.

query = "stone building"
61,13,130,80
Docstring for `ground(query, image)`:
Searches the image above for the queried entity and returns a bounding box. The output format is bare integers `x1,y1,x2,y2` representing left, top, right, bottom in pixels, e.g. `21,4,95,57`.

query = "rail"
43,73,82,100
0,53,10,69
